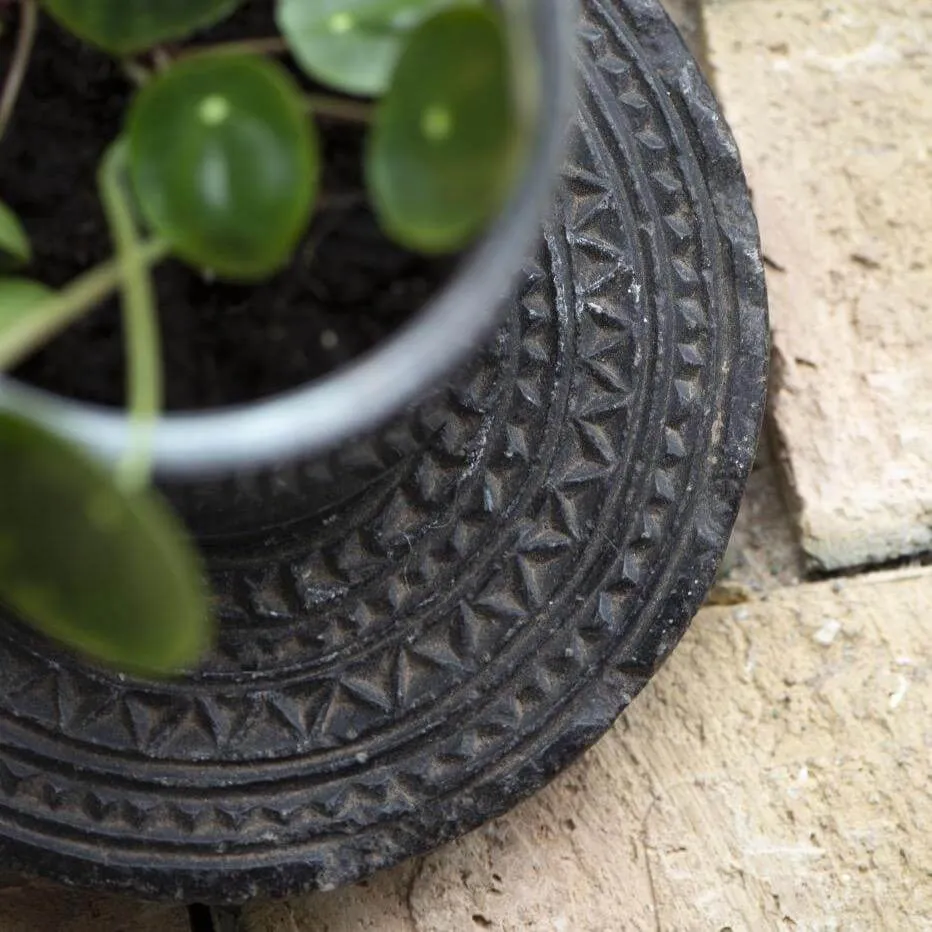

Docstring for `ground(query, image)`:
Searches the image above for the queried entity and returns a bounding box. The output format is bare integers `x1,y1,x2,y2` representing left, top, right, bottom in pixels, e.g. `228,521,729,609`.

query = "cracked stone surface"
240,568,932,931
703,0,932,570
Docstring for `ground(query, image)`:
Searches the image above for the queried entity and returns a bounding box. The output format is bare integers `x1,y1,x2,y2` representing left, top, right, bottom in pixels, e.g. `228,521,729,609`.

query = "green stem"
305,94,375,124
121,58,153,87
0,238,168,371
0,0,38,142
98,140,165,493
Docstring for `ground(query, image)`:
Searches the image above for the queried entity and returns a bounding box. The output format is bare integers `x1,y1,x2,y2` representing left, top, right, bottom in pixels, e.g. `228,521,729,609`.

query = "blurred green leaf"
366,6,519,254
127,54,319,281
0,414,211,674
0,201,31,270
276,0,474,97
40,0,244,55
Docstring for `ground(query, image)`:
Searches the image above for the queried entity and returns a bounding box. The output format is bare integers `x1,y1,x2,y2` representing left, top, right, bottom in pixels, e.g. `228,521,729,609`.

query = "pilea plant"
0,0,528,674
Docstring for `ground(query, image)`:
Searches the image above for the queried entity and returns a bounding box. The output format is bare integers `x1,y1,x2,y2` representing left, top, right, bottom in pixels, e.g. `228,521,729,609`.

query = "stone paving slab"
703,0,932,570
241,567,932,931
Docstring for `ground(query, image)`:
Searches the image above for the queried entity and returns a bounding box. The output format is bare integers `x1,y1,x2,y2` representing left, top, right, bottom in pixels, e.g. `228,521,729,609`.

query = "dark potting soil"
0,2,457,410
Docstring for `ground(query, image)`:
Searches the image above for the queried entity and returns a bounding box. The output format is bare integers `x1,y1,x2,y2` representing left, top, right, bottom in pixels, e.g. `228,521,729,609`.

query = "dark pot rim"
0,0,578,478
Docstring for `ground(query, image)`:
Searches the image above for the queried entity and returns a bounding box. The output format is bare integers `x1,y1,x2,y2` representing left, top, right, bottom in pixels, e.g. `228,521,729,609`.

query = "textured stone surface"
703,0,932,570
242,568,932,931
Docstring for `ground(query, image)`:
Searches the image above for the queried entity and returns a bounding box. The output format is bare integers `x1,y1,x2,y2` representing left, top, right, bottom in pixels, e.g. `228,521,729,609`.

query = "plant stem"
0,0,37,142
305,94,375,124
121,58,153,87
316,190,367,211
98,140,165,493
150,46,173,73
0,239,168,371
183,36,290,59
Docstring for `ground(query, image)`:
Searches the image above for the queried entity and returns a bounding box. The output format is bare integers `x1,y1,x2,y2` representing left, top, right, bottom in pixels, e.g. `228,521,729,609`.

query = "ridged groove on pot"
0,0,768,903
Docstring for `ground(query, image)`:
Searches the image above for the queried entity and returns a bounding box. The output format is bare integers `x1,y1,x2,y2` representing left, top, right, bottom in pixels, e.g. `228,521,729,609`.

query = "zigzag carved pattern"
0,0,766,900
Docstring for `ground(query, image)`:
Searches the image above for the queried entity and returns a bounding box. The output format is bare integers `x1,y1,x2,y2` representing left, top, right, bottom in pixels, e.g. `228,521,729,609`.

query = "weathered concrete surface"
0,880,190,932
703,0,932,570
242,568,932,932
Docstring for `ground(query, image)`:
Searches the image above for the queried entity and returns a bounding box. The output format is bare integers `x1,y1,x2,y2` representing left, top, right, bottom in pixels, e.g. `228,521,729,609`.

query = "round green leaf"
127,55,319,281
0,201,31,271
0,414,211,675
40,0,244,55
366,7,520,254
0,277,53,369
276,0,474,98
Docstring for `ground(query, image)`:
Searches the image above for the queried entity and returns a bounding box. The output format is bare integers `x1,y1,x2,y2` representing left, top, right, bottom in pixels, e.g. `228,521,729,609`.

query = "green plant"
0,0,528,674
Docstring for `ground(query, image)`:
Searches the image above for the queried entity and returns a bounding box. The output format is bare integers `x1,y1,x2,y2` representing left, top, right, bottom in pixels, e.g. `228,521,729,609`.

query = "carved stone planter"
0,0,767,903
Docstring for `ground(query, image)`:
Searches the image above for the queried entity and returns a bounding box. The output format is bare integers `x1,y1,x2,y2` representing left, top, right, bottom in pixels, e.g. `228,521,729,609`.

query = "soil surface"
0,2,456,410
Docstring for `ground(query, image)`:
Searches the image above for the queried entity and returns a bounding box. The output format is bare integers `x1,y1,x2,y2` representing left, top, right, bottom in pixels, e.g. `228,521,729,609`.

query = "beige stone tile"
703,0,932,569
